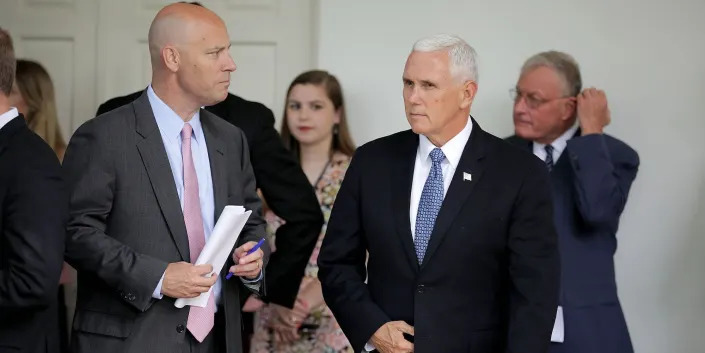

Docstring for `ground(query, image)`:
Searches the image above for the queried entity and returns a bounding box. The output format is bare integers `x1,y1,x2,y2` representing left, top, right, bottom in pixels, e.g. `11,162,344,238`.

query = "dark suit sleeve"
565,134,639,227
0,147,67,312
63,122,168,312
95,91,143,117
229,128,270,295
506,158,560,353
318,150,390,352
248,107,322,307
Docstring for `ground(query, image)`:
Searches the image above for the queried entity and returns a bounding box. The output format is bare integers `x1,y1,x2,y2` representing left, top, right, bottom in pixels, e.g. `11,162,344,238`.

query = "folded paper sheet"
175,205,251,308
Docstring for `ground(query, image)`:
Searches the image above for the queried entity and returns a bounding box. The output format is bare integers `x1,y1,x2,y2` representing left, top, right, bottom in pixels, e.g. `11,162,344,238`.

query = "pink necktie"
182,123,216,343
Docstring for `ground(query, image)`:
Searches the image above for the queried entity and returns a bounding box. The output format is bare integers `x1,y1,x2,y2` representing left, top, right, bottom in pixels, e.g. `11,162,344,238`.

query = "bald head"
148,3,225,70
146,3,235,116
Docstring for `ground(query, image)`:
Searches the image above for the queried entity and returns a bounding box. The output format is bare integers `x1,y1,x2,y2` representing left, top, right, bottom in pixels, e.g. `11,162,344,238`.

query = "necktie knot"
429,148,446,165
181,123,193,141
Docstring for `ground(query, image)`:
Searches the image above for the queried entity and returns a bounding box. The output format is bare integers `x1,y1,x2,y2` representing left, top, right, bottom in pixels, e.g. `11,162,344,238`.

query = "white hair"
412,34,478,83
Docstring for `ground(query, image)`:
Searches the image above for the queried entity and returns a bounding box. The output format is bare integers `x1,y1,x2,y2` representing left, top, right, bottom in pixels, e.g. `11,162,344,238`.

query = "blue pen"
226,238,265,280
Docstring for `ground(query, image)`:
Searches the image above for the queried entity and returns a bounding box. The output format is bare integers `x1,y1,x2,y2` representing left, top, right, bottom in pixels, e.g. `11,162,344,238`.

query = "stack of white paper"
175,205,252,309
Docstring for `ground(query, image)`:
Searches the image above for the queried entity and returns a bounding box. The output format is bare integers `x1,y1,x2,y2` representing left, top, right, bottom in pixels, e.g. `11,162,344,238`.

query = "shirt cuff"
364,342,376,351
152,271,165,299
240,269,263,291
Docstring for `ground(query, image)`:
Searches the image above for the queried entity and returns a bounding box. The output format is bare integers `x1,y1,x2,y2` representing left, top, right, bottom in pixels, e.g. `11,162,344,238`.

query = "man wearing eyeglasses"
506,51,638,353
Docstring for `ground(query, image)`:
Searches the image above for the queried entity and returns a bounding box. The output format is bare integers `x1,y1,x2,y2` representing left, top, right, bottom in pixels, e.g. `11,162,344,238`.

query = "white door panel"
1,0,315,135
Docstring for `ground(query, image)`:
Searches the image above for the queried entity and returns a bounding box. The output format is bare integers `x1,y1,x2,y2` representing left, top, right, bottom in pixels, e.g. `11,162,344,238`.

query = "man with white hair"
506,51,638,353
318,34,560,353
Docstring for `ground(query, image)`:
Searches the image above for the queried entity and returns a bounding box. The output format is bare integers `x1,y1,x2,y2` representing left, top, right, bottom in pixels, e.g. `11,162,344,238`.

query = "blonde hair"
15,59,66,159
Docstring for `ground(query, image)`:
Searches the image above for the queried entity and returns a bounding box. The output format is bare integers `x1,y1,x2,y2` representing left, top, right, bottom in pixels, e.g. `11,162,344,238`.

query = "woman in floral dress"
250,70,356,353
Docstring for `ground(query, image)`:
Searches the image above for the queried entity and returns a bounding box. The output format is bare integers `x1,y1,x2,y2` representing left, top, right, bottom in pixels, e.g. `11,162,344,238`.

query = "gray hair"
521,51,582,97
412,34,478,83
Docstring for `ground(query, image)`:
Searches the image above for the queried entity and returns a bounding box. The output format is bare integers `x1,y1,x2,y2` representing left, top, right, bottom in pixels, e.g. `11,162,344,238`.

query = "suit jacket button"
128,294,136,301
417,284,425,294
176,324,185,333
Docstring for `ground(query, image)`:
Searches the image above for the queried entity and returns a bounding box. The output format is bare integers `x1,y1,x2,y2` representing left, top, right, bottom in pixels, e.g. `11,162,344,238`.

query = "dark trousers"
58,285,69,353
241,311,254,352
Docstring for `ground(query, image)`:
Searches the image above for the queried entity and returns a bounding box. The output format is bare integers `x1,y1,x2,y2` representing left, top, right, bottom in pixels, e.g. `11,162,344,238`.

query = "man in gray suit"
62,3,268,353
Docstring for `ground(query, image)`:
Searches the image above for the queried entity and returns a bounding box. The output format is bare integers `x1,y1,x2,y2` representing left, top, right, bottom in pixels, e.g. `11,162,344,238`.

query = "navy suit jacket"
506,132,639,353
320,120,560,353
0,116,67,353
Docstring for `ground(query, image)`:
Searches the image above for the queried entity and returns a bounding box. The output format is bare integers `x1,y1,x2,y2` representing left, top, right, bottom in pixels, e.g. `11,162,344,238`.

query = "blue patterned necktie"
414,147,446,264
544,144,554,172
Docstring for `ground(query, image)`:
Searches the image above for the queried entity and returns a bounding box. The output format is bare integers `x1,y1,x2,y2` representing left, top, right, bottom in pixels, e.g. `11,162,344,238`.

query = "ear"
459,80,478,109
561,97,577,121
163,45,180,73
333,108,342,124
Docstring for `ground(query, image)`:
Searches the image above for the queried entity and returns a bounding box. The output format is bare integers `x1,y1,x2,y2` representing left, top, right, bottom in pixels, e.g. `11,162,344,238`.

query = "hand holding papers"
175,205,251,308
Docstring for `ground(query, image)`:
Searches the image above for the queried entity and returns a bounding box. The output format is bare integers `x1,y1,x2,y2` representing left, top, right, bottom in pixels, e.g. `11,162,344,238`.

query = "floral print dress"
250,152,354,353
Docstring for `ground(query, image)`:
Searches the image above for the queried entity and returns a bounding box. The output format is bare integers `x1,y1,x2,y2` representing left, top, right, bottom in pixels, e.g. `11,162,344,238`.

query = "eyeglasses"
509,88,571,109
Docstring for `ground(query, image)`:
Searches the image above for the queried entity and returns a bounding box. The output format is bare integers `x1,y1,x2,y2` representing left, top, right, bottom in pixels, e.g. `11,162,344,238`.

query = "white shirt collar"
146,85,203,143
418,117,473,168
0,108,19,131
533,123,579,160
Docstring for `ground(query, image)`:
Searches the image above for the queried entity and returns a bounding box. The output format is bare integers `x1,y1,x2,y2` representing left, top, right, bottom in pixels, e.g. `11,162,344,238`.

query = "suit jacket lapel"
201,111,227,221
553,127,582,169
421,119,487,268
391,131,421,271
133,92,190,262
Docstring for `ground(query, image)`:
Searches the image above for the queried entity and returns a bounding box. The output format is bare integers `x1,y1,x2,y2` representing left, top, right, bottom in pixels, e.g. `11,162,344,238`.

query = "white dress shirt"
410,117,473,238
0,108,19,131
147,86,220,301
147,86,260,306
532,124,579,164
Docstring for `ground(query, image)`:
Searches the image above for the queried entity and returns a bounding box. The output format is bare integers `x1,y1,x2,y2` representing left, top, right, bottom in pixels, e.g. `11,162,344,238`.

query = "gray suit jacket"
63,92,269,353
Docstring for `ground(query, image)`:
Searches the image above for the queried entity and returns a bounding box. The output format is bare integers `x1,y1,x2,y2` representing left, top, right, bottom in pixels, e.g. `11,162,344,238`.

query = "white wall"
317,1,705,352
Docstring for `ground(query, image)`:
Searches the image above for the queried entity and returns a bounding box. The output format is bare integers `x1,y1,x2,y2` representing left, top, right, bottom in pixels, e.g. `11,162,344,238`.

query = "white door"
0,0,99,142
97,0,316,128
1,0,316,134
